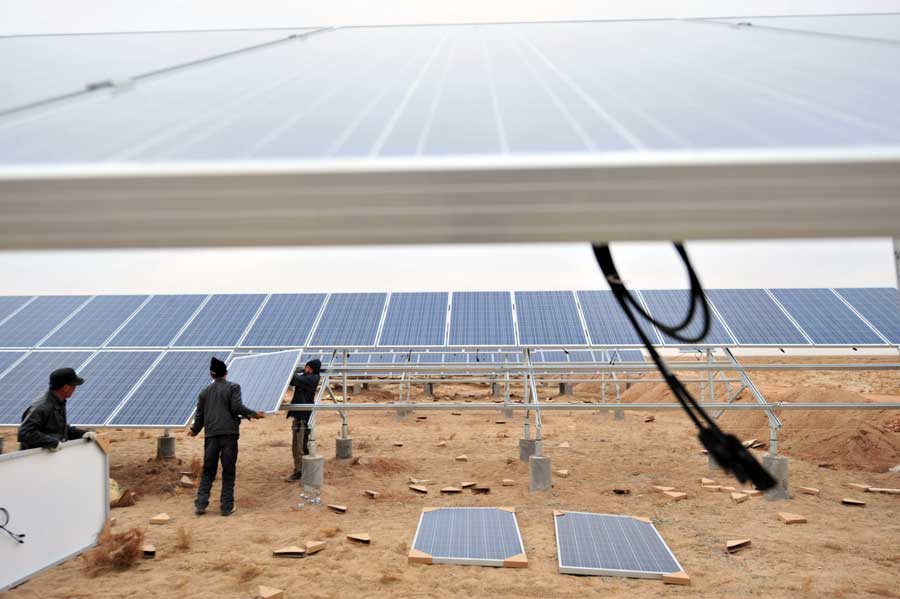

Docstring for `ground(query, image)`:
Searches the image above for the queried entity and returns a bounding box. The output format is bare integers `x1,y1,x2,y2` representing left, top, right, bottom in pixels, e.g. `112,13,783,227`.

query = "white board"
0,439,109,591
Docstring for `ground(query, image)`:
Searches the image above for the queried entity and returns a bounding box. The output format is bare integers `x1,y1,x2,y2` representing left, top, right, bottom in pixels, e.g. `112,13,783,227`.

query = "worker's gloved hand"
83,431,97,441
46,442,62,452
255,411,265,419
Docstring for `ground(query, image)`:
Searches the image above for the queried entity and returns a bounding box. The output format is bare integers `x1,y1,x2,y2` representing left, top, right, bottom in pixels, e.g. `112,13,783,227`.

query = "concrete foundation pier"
335,437,353,459
519,438,537,462
156,435,176,460
301,455,325,489
423,383,434,397
529,455,552,491
559,382,573,396
763,455,790,501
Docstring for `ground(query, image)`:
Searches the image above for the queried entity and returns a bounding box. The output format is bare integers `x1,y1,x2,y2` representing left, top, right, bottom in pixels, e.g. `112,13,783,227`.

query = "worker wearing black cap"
284,358,322,482
189,356,264,516
18,367,97,451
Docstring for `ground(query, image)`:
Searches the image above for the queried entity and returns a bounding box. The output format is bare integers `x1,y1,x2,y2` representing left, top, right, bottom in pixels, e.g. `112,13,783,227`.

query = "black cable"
0,508,26,544
592,243,776,490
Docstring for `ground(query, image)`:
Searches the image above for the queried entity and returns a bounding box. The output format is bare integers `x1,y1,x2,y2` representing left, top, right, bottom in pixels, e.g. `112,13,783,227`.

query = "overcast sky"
1,2,897,294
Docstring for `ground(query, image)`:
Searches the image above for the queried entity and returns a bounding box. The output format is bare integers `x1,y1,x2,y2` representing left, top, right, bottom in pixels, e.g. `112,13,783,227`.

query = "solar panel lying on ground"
554,511,683,579
770,288,885,345
226,349,301,413
705,289,809,345
834,288,900,345
640,290,736,346
240,293,326,347
308,293,387,347
0,351,94,425
577,291,654,346
409,507,527,568
0,296,90,348
449,292,515,346
106,295,206,347
41,295,147,348
378,292,448,346
67,351,162,426
515,291,587,346
173,294,266,347
109,351,231,427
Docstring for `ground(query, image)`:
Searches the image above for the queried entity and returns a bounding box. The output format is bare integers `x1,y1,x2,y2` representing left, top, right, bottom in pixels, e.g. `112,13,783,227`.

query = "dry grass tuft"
320,527,341,538
190,456,202,478
448,432,457,440
175,526,192,551
355,439,371,450
82,527,145,577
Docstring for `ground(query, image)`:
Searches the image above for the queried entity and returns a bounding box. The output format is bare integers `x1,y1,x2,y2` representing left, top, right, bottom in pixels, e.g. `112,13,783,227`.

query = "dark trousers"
195,434,239,511
291,418,309,474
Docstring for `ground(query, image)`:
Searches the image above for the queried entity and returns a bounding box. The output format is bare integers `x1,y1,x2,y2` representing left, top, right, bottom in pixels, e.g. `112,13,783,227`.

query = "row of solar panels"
0,288,898,351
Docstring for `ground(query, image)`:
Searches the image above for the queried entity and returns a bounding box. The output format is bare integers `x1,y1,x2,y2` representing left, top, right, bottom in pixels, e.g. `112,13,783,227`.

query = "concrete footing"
423,383,433,397
335,437,353,459
156,435,176,459
613,408,625,421
763,454,790,501
394,408,412,421
491,383,501,397
559,382,573,396
519,438,537,462
708,453,722,471
529,455,552,491
301,455,325,488
502,408,514,419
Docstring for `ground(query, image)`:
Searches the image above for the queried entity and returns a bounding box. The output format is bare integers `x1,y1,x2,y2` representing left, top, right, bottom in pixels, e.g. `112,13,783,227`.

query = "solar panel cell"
240,293,326,347
173,294,266,347
834,288,900,344
67,351,162,426
107,295,207,347
308,293,387,347
378,292,448,346
41,295,148,347
770,288,884,345
0,351,94,425
0,296,91,347
515,291,586,346
706,289,809,345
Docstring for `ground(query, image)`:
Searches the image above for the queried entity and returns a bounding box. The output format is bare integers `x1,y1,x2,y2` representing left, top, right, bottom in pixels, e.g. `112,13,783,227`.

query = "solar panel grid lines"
0,296,93,348
639,289,737,346
570,290,597,351
0,350,95,425
444,292,454,347
239,293,327,347
447,291,516,346
308,292,388,347
0,296,35,326
834,287,900,345
172,294,267,347
66,350,164,427
704,288,809,345
829,287,896,345
514,291,587,346
377,291,449,347
769,288,886,345
410,507,526,567
509,291,520,347
371,292,394,346
576,290,647,346
234,293,272,348
40,295,149,348
106,294,209,347
631,291,665,346
0,351,27,379
225,348,302,413
98,295,154,347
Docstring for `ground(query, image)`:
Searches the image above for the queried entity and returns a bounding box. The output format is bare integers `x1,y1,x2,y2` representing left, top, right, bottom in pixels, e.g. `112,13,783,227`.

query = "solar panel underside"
240,293,326,347
834,288,900,345
308,293,387,347
770,288,885,345
577,291,651,346
705,289,809,345
639,290,736,346
40,295,147,347
411,507,526,567
449,292,515,346
378,292,448,346
555,512,682,578
173,294,266,347
515,291,587,346
226,349,301,413
108,350,231,427
106,294,207,347
0,351,94,425
67,350,162,426
0,297,32,324
0,296,90,348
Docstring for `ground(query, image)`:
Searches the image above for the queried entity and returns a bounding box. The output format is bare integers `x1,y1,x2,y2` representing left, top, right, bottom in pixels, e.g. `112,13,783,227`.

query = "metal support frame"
723,349,782,455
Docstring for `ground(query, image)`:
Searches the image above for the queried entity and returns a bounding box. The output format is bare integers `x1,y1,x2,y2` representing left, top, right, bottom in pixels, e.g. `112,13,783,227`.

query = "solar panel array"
240,293,325,347
173,294,266,347
0,351,94,425
308,293,387,347
449,292,515,346
705,289,808,345
225,349,301,413
640,290,736,346
515,291,587,346
0,296,90,347
67,350,163,426
834,288,900,345
770,288,884,345
108,295,206,347
41,295,147,348
378,292,448,346
411,507,526,567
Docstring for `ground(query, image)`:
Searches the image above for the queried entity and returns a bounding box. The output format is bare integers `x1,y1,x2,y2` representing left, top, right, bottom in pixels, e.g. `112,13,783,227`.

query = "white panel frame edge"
0,439,109,591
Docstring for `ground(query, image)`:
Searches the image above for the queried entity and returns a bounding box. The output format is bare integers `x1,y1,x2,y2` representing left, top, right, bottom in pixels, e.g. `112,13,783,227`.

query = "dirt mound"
109,455,194,497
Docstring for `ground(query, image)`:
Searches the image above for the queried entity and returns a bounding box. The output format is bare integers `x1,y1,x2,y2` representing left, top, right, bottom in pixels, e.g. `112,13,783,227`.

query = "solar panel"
106,295,207,347
640,290,736,346
240,293,326,347
0,351,94,425
67,351,162,426
834,288,900,345
0,297,33,324
307,293,387,347
576,291,653,346
612,349,645,363
409,507,527,567
173,294,266,347
568,350,596,362
108,350,231,427
705,289,809,345
40,295,148,347
378,292,448,346
0,296,90,348
0,351,26,377
226,349,301,413
770,288,885,345
515,291,587,346
554,512,683,578
449,292,515,346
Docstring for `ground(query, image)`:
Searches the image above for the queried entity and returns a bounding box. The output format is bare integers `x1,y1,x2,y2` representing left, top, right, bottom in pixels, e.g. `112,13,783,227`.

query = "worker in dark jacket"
189,357,264,516
19,367,97,450
284,358,321,482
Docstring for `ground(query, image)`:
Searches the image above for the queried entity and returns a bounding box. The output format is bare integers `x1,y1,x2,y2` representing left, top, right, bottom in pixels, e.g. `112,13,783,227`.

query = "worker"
18,367,97,450
284,358,322,482
189,356,264,517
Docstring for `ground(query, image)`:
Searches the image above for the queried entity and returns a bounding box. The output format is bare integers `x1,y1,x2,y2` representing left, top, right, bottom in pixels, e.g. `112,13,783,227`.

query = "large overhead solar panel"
515,291,587,346
240,293,326,347
108,350,231,427
449,292,515,346
409,507,527,568
173,294,266,347
769,288,885,345
67,351,162,426
226,349,301,413
0,296,91,348
834,288,900,345
705,289,809,345
0,351,94,425
308,293,387,347
577,291,650,346
378,292,448,347
712,14,900,43
639,290,736,346
40,295,147,348
106,295,206,347
0,297,33,324
554,512,683,578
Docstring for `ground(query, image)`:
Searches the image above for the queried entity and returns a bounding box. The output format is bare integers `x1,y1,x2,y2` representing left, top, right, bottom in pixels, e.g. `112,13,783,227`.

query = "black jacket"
288,372,320,424
190,378,256,437
18,391,88,450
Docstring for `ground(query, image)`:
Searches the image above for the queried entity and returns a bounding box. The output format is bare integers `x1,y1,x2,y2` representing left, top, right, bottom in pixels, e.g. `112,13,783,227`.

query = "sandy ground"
2,357,899,599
